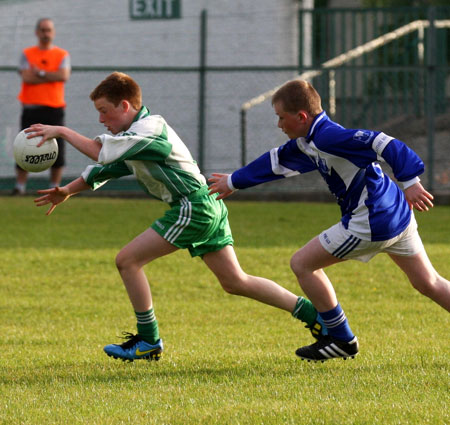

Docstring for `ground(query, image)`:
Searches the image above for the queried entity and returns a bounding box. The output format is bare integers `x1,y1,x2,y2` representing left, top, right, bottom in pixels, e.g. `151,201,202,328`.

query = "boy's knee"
218,273,247,295
221,283,239,295
290,252,304,277
410,274,438,297
115,250,129,271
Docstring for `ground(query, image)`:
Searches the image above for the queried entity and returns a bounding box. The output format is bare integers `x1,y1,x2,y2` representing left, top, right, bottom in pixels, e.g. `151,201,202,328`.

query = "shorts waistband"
169,186,210,207
22,105,65,111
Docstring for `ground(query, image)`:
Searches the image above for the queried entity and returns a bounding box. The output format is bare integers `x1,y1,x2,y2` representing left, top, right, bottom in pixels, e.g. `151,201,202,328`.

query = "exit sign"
130,0,181,20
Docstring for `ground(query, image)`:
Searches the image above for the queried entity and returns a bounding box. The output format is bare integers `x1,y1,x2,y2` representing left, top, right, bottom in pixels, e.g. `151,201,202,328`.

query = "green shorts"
151,186,234,258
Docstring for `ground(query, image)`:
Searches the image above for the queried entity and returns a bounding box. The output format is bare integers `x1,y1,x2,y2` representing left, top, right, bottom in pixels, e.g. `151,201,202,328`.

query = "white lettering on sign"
130,0,181,19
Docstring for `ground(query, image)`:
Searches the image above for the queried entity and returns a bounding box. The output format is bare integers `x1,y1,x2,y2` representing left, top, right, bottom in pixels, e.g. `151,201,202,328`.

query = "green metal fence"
1,7,449,197
241,6,450,194
298,6,449,126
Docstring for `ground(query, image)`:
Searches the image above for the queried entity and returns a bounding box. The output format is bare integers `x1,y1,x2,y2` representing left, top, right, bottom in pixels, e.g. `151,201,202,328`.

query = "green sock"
135,308,160,344
291,296,317,326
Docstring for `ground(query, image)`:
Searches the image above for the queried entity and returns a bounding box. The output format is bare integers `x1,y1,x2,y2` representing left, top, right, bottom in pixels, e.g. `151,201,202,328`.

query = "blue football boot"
104,332,163,362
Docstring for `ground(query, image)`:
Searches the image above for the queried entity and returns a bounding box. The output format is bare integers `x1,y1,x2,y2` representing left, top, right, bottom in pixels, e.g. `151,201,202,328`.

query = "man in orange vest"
13,17,71,195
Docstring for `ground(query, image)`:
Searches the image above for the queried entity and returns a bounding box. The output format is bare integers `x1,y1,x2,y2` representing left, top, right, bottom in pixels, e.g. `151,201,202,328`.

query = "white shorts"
319,214,425,263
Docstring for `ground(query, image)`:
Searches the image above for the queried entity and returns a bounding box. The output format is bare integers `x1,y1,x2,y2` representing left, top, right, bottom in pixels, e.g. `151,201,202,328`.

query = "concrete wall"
0,0,301,180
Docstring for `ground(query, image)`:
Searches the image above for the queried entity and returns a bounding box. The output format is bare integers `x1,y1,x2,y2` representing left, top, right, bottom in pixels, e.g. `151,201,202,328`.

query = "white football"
13,129,58,172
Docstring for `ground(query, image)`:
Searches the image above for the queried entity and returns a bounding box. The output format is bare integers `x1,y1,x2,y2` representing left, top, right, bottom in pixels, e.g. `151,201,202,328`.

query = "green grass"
0,197,449,425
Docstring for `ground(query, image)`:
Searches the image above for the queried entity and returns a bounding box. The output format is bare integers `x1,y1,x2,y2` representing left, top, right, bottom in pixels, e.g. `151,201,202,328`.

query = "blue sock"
318,303,354,342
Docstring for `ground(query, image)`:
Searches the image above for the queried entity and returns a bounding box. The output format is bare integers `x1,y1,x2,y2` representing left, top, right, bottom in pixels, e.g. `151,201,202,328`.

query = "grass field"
0,196,449,425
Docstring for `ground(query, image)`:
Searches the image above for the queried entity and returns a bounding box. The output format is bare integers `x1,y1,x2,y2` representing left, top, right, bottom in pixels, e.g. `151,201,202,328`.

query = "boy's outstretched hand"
404,182,434,212
25,124,63,147
208,173,234,200
34,186,70,215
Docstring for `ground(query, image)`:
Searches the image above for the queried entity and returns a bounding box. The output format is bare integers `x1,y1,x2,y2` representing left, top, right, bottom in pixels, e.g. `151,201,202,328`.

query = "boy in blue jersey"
209,79,450,362
29,72,324,362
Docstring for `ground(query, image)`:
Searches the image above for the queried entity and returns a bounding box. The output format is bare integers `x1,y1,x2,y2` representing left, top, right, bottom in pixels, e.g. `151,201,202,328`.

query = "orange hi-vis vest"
18,45,69,108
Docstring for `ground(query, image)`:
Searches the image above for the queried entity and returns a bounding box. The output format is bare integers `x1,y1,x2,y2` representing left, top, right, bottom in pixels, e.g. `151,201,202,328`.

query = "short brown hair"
90,72,142,110
272,80,322,116
35,18,53,31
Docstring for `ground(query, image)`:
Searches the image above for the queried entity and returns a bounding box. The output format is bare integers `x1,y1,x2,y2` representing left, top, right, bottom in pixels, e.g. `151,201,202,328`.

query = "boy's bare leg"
290,237,343,311
289,236,359,361
115,228,178,311
104,228,176,361
389,251,450,312
202,245,298,312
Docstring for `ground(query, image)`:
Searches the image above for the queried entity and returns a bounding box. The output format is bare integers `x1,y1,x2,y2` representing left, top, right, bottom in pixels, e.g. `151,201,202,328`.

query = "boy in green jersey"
30,72,324,361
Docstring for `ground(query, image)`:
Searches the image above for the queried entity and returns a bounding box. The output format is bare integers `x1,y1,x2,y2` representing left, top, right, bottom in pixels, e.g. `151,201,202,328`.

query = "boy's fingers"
34,199,50,206
215,190,233,200
208,173,228,182
47,205,56,215
36,137,46,147
34,195,48,203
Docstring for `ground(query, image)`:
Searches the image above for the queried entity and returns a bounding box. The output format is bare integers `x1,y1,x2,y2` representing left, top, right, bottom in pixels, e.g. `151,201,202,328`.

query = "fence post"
198,9,207,171
240,108,247,167
426,7,436,191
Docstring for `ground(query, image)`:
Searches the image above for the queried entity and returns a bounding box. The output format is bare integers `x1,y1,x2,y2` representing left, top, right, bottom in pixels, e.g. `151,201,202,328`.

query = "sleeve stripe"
81,164,97,183
372,132,394,156
270,147,300,177
228,174,236,191
81,164,108,190
399,176,420,189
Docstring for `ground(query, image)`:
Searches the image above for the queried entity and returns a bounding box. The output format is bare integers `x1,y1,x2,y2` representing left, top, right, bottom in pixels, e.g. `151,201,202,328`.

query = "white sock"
15,183,26,192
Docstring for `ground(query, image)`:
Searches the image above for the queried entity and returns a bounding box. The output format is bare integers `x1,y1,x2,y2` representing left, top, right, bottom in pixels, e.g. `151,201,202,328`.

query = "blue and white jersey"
230,111,425,241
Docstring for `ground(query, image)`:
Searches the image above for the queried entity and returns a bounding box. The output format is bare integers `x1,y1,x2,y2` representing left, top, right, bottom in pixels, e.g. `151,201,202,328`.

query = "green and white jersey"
81,106,206,203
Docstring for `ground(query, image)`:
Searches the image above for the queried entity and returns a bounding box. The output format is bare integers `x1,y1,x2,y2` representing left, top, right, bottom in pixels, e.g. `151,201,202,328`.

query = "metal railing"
240,7,450,193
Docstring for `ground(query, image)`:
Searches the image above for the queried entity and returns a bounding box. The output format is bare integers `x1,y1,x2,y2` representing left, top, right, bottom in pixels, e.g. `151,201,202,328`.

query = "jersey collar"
306,111,327,142
132,106,151,123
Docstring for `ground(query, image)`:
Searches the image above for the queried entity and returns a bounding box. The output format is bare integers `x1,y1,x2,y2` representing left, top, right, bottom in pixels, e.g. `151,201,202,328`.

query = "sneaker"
104,332,163,362
295,335,359,362
305,315,328,340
